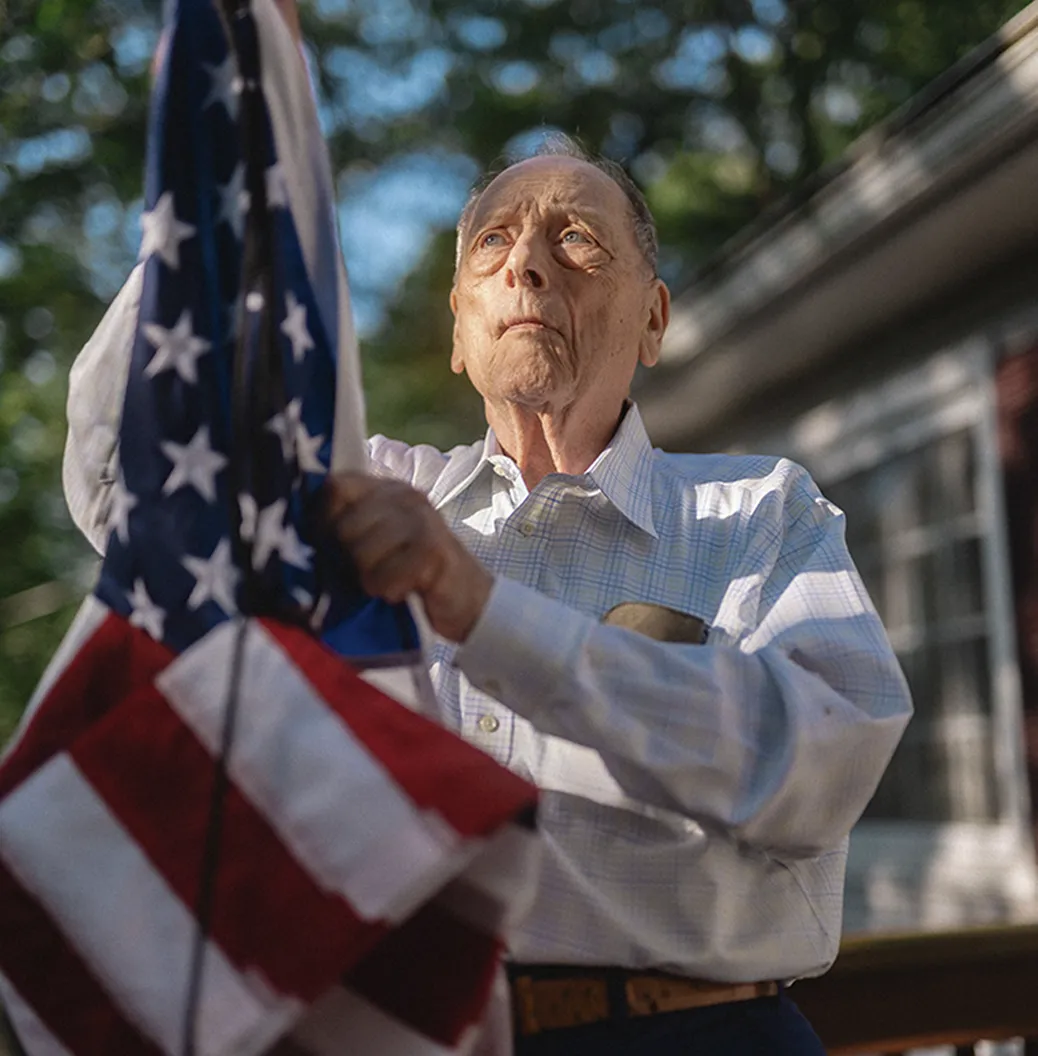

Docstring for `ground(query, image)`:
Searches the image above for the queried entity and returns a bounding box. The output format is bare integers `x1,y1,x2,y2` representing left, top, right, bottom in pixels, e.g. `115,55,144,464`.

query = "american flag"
0,0,539,1053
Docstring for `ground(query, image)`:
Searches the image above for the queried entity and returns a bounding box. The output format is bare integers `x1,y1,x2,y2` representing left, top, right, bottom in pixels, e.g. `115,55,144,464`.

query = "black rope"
180,613,250,1056
181,1,276,1052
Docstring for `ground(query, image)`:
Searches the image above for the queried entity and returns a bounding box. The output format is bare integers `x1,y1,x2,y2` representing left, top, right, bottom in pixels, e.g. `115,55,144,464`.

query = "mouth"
501,317,558,336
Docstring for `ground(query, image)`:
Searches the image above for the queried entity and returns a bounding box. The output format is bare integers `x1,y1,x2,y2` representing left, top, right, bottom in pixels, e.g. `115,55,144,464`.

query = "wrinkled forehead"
467,156,634,232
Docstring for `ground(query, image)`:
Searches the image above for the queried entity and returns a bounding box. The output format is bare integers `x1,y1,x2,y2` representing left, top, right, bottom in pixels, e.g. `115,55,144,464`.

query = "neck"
485,395,627,490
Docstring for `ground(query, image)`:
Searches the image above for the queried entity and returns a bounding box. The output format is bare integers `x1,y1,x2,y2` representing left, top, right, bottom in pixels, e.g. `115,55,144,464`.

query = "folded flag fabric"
0,1,540,1053
0,603,538,1056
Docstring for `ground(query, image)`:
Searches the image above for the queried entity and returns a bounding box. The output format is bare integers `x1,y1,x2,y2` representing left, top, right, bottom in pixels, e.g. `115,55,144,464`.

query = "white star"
139,191,196,270
265,398,303,461
203,54,241,119
160,426,227,503
292,588,331,630
127,578,165,641
108,470,138,545
278,522,313,571
280,293,315,364
266,163,288,209
252,498,288,570
250,499,313,572
295,422,326,474
309,592,332,631
239,493,258,542
217,163,250,241
143,309,211,384
182,538,240,614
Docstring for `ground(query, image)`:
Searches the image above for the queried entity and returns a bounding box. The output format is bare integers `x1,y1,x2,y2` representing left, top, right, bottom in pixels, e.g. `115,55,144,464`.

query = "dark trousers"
513,990,827,1056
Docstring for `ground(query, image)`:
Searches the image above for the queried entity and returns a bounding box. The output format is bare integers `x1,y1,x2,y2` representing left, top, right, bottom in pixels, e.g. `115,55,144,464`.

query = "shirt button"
493,464,511,479
477,713,500,734
518,520,535,536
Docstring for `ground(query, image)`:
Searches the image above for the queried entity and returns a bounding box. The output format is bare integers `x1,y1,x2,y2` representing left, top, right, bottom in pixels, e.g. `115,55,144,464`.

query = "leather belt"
509,966,780,1036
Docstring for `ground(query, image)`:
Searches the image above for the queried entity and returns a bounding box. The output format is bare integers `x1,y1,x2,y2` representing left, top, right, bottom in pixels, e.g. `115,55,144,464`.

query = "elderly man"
63,143,911,1055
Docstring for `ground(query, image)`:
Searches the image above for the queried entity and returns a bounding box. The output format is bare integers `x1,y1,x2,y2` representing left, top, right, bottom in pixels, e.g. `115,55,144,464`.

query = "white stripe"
0,755,301,1056
158,619,471,922
252,0,368,475
0,970,74,1056
290,986,456,1056
359,662,430,715
1,596,108,765
462,824,541,919
438,824,542,936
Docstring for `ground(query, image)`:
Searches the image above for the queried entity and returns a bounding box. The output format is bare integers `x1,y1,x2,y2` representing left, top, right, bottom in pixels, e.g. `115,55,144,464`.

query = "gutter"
640,2,1038,447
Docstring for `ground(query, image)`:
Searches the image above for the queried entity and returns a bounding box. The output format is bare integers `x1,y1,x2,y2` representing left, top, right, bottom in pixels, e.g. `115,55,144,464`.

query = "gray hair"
454,134,659,279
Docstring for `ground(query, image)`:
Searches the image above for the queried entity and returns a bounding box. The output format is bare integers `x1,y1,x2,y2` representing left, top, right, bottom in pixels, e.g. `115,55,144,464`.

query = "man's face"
450,156,668,416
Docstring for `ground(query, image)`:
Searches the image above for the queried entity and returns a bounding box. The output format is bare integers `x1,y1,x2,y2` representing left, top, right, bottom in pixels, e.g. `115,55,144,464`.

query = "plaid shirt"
64,266,911,983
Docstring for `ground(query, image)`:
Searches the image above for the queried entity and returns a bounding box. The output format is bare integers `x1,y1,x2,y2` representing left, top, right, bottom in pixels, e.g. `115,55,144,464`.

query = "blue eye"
479,232,505,248
561,229,590,244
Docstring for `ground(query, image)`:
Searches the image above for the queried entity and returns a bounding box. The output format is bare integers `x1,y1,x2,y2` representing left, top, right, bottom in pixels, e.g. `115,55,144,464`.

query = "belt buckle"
511,974,611,1036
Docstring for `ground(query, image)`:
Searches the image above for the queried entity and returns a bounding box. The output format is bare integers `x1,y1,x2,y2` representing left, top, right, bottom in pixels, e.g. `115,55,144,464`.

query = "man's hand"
325,472,494,643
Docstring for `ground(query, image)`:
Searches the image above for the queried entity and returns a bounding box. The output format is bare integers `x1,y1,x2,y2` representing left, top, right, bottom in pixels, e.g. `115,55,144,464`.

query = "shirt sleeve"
454,469,913,860
62,265,144,554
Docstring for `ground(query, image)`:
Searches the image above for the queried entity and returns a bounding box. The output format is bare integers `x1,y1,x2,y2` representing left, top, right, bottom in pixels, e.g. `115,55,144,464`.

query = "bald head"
455,145,658,280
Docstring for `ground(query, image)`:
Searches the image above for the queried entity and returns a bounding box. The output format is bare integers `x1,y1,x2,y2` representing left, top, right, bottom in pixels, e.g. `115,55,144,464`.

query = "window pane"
938,638,991,718
921,428,975,523
940,537,985,619
820,427,998,823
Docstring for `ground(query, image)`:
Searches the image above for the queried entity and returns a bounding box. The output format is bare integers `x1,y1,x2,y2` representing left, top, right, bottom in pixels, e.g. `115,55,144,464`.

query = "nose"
505,232,548,290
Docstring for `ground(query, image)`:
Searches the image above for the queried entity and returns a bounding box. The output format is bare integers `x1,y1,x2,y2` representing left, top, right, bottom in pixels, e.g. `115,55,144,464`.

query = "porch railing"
793,923,1038,1054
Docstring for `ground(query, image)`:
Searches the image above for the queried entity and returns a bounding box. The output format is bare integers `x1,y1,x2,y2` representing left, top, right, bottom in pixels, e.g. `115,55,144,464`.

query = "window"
782,343,1023,830
825,427,996,821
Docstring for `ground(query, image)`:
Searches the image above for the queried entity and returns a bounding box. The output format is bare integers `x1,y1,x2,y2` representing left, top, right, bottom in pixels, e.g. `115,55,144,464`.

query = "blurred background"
4,0,1038,955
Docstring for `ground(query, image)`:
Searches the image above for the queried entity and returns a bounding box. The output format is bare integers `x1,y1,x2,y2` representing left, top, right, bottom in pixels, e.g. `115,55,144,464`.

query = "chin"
506,338,577,388
501,372,579,412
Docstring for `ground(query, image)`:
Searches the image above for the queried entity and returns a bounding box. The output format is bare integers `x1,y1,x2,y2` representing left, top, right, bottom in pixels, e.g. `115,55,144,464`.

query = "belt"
508,965,780,1036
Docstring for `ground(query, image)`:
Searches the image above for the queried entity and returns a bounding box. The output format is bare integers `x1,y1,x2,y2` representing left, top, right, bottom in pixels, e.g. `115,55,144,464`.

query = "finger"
330,488,431,555
329,496,395,547
323,472,384,521
360,546,440,605
348,518,417,573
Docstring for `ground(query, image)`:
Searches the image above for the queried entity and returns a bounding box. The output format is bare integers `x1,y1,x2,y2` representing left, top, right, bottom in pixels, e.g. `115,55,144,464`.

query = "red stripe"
71,684,390,1001
0,610,174,799
0,860,162,1056
346,897,503,1046
263,621,537,839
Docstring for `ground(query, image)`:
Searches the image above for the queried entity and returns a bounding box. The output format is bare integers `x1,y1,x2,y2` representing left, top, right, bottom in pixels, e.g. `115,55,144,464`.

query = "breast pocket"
601,602,709,645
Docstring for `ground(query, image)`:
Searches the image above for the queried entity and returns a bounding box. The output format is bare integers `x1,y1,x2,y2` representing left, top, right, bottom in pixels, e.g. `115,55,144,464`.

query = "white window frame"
764,336,1037,933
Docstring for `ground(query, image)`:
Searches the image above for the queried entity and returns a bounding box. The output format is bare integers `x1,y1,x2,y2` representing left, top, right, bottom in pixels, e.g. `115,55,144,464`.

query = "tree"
0,0,1026,738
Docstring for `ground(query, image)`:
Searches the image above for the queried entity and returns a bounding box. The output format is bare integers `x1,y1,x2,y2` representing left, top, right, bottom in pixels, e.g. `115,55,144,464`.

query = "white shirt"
63,268,912,983
368,416,911,983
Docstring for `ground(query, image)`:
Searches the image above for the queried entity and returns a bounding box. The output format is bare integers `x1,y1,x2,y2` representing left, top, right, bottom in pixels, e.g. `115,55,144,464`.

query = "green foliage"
0,0,1027,739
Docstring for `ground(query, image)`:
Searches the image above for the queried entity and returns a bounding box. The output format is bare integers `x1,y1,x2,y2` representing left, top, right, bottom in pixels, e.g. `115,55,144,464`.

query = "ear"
449,287,465,375
638,279,670,369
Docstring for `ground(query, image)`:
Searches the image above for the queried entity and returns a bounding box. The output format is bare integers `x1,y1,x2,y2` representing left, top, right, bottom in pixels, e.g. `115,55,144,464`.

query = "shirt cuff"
455,576,594,721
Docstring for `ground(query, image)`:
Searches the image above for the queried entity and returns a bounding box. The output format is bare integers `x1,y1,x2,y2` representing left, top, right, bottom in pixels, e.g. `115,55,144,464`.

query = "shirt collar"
584,403,658,538
429,402,658,539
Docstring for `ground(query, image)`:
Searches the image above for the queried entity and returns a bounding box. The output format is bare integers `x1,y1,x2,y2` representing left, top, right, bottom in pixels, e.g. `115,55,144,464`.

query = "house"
635,2,1038,933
